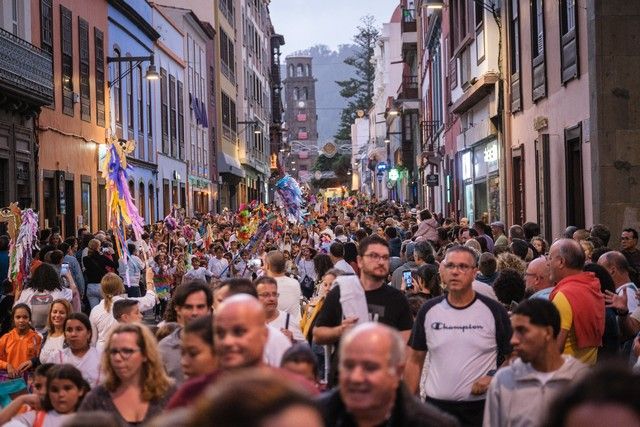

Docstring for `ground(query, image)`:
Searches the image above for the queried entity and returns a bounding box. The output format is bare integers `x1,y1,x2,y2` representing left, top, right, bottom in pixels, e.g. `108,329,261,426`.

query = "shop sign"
388,168,399,181
426,174,439,187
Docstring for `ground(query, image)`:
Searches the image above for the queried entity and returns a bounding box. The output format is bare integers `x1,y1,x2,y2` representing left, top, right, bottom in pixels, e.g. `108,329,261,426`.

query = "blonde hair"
497,252,527,275
47,299,72,333
100,273,125,312
102,323,173,401
87,239,101,254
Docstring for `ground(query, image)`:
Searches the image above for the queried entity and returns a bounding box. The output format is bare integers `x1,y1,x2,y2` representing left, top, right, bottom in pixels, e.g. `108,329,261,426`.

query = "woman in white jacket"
89,271,156,352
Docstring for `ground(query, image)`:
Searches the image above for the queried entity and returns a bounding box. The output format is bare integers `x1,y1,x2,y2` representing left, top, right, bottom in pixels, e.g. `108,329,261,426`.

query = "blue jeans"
86,283,102,309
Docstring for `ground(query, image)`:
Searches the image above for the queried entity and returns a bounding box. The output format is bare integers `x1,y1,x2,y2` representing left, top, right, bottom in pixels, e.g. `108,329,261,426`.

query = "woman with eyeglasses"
79,323,175,426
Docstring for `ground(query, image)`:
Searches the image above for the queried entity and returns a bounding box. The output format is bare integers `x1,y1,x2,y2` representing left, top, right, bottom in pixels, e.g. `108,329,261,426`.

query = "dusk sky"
269,0,398,56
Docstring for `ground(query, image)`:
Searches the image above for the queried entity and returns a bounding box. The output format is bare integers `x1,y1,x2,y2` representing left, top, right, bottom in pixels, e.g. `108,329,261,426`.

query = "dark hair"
112,299,139,320
280,343,318,375
413,241,435,264
583,263,616,293
354,229,368,242
30,263,63,292
64,312,92,341
184,314,214,346
419,209,432,221
545,364,640,427
512,298,561,338
476,235,489,253
509,225,525,240
42,364,90,412
35,363,55,378
49,249,64,265
436,227,449,242
223,278,257,298
127,243,137,255
444,245,479,267
623,228,638,240
591,246,611,264
413,264,442,298
479,252,497,277
384,226,397,239
329,242,344,258
254,276,278,288
493,268,526,307
313,253,333,279
407,293,428,318
590,224,611,247
59,242,71,255
0,235,10,251
522,222,540,241
357,235,389,257
12,303,32,321
173,280,213,308
343,242,358,264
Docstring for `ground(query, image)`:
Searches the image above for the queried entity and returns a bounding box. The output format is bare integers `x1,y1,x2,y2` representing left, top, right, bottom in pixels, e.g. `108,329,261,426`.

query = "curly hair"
29,263,63,291
497,252,527,275
102,323,173,401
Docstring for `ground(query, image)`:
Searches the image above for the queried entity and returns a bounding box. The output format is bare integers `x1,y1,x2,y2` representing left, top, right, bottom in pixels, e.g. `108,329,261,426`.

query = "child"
152,254,174,321
280,343,324,391
0,304,42,379
6,364,90,426
0,363,54,424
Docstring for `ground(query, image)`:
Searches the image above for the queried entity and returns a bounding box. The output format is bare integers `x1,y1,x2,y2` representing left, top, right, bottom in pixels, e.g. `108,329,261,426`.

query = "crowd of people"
0,197,638,426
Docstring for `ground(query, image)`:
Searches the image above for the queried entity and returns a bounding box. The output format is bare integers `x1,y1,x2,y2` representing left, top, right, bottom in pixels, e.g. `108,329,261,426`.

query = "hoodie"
550,272,605,349
414,218,438,243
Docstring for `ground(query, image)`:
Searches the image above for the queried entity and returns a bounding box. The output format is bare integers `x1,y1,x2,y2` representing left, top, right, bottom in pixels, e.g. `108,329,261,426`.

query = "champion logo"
431,322,483,332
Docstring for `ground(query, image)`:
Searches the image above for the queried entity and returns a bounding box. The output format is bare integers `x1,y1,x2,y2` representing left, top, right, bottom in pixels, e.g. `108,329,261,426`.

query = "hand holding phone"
403,270,413,290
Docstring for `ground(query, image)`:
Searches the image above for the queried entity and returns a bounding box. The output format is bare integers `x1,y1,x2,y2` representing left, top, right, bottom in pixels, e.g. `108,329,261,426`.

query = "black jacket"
83,253,118,283
317,383,459,427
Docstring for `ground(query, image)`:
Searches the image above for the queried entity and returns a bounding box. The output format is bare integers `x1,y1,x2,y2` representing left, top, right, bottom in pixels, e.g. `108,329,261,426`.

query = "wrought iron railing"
0,27,53,105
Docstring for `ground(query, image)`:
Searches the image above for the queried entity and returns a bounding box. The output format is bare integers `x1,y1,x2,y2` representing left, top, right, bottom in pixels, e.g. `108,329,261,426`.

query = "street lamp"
107,54,158,87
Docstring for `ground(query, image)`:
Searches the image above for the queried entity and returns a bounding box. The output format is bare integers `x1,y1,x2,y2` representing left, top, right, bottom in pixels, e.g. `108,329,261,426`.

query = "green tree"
334,16,380,140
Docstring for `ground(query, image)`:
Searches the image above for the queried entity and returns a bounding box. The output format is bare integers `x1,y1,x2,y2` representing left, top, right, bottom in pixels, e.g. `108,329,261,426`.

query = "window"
138,183,146,222
177,81,185,160
40,0,53,54
508,0,522,112
560,0,579,83
221,91,236,138
11,0,19,35
169,75,176,157
293,87,299,100
432,43,443,127
114,48,122,125
81,180,91,229
79,18,90,122
449,0,469,55
220,30,235,83
160,68,168,153
60,6,73,116
531,0,546,101
95,29,105,127
302,87,308,100
296,64,304,77
127,58,134,131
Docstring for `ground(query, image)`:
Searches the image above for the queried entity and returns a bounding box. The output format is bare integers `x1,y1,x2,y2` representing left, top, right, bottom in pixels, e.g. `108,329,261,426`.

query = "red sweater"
550,272,605,348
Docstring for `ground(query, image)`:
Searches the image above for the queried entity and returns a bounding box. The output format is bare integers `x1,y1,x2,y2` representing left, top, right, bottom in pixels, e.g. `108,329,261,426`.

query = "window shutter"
60,6,74,116
560,0,579,83
95,28,105,127
531,0,546,101
79,18,90,122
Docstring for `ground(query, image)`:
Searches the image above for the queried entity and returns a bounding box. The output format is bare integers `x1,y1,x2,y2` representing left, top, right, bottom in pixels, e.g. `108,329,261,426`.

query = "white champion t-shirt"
410,294,511,401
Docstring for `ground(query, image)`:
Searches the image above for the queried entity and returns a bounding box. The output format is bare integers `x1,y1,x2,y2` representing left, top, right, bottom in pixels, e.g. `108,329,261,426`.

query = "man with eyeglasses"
405,246,512,427
526,257,554,299
314,235,413,386
255,276,305,343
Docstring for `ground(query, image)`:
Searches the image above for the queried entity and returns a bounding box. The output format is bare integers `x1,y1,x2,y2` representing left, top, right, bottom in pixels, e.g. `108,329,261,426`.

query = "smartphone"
403,270,413,290
60,263,69,275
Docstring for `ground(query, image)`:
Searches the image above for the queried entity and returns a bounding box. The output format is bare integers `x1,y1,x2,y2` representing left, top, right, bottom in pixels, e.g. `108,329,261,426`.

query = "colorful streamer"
9,209,38,297
275,175,304,223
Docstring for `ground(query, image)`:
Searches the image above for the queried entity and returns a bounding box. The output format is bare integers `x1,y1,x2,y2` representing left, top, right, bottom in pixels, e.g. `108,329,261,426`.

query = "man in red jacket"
549,238,605,365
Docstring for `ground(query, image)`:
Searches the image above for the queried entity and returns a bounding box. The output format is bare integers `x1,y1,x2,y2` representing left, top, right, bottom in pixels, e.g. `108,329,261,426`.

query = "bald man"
598,251,639,314
526,257,554,299
548,239,605,365
317,323,457,427
166,294,312,409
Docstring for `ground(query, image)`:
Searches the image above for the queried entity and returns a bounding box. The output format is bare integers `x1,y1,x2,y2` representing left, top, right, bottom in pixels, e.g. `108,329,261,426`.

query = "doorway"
565,124,584,228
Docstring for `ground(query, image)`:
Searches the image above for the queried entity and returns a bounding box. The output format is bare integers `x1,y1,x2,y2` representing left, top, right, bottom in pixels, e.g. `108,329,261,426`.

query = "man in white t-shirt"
406,246,512,427
329,242,356,275
264,250,302,323
255,276,305,342
317,216,335,240
599,251,639,313
207,245,229,279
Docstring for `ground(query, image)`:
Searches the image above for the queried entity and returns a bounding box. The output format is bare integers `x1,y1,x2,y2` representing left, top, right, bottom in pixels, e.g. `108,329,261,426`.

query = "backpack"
29,291,54,332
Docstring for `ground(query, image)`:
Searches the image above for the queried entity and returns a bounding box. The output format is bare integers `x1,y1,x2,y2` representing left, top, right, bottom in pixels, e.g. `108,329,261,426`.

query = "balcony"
397,75,418,101
298,131,308,140
401,8,416,33
0,27,53,109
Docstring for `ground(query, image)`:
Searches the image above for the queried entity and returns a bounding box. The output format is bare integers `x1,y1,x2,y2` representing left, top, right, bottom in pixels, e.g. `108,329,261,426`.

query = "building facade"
236,0,271,203
1,1,53,215
32,0,107,235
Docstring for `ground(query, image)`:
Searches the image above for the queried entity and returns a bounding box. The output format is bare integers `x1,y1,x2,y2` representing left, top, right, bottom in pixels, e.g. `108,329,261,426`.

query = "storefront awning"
218,153,245,178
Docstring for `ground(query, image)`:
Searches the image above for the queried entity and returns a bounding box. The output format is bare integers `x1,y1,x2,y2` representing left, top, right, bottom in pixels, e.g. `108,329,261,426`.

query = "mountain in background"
285,44,357,142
